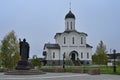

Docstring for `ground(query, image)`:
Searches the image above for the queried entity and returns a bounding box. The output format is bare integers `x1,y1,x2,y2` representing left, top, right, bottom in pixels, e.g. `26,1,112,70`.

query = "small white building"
43,9,92,66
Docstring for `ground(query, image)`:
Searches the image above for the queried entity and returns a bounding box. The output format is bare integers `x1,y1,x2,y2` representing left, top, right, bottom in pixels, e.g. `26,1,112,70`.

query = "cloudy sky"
0,0,120,58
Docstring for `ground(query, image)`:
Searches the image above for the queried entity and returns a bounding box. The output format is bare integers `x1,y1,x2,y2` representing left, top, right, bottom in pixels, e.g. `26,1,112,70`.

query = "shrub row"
0,69,4,72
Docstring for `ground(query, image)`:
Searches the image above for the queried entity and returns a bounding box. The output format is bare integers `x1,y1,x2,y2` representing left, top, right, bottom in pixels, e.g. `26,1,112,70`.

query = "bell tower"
65,4,76,31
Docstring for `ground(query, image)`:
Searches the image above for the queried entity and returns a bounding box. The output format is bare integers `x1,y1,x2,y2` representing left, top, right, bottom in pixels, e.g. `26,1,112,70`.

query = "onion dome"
65,10,75,19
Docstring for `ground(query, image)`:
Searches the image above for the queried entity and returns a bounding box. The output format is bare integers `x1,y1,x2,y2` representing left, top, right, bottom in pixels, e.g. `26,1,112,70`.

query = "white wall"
65,18,75,31
55,32,87,47
44,47,60,60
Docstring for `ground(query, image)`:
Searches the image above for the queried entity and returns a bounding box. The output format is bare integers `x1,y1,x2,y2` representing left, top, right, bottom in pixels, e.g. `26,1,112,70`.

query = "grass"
0,69,4,72
1,65,120,75
41,65,120,75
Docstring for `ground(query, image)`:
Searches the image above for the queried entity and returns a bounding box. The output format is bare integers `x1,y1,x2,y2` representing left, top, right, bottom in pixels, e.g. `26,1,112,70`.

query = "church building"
43,9,92,66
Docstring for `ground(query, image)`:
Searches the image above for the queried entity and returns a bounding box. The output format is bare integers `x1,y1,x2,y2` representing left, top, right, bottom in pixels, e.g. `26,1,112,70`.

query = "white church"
43,9,92,66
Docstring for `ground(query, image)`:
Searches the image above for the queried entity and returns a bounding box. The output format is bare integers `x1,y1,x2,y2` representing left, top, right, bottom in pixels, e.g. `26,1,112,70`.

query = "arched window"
64,37,66,44
67,22,69,30
53,52,55,58
71,22,72,29
81,37,83,44
63,52,66,58
72,37,74,44
81,52,83,59
87,53,89,59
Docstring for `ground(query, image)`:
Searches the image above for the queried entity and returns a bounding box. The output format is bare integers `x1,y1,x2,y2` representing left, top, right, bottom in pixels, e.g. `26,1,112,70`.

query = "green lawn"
41,65,120,75
1,65,120,75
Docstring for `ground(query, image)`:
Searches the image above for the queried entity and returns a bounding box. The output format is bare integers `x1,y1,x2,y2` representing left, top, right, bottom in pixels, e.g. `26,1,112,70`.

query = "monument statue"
16,38,30,70
19,38,29,61
5,38,45,75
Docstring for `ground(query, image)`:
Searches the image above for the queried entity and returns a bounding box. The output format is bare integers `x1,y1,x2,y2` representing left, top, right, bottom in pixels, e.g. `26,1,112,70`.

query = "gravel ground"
0,73,120,80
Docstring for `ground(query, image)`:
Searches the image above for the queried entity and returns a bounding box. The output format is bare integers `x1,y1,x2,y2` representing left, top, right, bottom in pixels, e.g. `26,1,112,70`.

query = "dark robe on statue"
19,40,29,61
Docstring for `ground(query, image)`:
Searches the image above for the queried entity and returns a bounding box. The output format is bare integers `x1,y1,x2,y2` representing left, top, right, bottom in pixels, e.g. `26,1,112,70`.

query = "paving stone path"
0,73,120,80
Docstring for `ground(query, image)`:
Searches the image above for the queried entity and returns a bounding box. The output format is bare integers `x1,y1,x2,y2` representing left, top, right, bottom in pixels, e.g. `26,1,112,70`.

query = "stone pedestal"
4,69,45,75
4,60,46,75
15,60,30,70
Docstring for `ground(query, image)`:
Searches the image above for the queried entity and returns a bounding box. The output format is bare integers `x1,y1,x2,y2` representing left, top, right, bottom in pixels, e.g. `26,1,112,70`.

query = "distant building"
43,9,92,66
107,53,120,63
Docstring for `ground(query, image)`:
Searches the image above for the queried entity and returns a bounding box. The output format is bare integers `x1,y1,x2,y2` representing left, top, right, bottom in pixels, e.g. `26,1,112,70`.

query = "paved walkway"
0,72,120,80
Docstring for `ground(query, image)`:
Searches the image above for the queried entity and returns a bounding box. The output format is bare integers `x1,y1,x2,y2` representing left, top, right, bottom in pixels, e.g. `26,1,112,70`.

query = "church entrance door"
69,51,78,61
71,53,75,61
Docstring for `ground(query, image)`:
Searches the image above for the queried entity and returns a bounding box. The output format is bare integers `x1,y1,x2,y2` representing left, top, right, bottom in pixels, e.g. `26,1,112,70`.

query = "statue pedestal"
4,69,45,75
15,60,30,70
5,60,45,75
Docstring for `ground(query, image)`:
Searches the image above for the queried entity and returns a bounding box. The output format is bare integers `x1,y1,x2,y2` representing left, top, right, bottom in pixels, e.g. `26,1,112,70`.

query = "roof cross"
69,2,71,11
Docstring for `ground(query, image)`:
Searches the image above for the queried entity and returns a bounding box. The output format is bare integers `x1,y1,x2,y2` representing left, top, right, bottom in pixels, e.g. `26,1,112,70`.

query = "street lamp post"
63,53,65,69
113,49,116,73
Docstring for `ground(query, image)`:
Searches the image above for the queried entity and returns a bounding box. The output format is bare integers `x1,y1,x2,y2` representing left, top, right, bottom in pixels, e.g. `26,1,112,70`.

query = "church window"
64,37,66,44
53,52,55,58
87,53,89,59
81,37,83,44
71,22,72,29
67,22,69,30
72,37,74,44
81,52,83,59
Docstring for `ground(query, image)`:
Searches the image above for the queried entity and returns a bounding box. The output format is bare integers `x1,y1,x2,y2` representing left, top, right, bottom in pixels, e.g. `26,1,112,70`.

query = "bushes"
31,55,42,69
0,68,4,72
